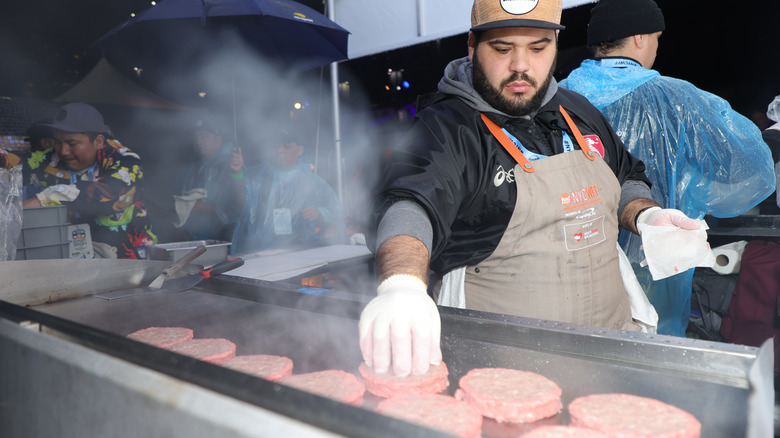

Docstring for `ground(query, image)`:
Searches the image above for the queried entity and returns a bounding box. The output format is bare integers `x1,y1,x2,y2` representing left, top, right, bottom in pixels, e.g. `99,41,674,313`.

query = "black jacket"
372,88,650,276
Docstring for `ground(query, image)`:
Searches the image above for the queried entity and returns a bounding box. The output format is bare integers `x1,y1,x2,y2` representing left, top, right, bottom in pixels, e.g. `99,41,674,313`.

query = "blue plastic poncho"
231,162,344,254
177,142,236,240
562,59,776,336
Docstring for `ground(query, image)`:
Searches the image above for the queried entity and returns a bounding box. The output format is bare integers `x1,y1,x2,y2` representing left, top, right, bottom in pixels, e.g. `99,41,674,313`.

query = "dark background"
2,0,780,118
2,0,779,240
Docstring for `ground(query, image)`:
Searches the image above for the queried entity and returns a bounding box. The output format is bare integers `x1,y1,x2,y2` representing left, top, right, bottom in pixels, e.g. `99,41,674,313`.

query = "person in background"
25,119,55,152
763,94,780,208
359,0,705,378
227,126,343,254
172,118,236,242
560,0,776,336
0,102,156,259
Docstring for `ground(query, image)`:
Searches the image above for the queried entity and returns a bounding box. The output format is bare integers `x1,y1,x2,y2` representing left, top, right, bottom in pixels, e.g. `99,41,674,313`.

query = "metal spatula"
94,244,206,300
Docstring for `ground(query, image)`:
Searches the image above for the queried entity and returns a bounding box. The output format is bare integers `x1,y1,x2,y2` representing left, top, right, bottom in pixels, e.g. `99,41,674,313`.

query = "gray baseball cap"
45,102,109,134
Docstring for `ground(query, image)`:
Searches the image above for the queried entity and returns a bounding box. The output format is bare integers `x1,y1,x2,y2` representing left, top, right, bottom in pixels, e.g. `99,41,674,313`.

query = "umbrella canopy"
93,0,350,75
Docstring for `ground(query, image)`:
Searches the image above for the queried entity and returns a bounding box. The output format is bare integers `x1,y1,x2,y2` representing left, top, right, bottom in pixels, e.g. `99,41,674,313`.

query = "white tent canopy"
335,0,596,59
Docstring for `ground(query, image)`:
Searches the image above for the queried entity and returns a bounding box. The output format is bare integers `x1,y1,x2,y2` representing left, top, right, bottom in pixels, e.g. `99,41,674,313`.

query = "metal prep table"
0,259,774,438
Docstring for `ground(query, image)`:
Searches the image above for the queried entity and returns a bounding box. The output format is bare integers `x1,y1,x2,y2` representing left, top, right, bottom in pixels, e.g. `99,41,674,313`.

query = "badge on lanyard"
273,208,293,235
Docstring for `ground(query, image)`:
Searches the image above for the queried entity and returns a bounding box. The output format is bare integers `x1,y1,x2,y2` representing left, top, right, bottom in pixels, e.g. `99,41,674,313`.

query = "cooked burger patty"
221,354,294,381
167,338,237,364
568,393,701,438
358,361,449,398
280,370,366,406
376,394,483,438
455,367,562,423
126,327,194,349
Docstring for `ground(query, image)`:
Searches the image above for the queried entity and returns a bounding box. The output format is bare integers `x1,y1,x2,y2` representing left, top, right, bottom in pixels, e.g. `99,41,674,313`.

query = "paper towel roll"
711,240,748,275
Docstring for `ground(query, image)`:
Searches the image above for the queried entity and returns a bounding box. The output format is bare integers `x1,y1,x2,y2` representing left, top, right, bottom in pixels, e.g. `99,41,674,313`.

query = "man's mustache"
501,72,537,89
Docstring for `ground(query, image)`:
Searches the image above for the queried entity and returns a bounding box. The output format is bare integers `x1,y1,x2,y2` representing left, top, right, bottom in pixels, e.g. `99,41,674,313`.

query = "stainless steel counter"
0,259,774,437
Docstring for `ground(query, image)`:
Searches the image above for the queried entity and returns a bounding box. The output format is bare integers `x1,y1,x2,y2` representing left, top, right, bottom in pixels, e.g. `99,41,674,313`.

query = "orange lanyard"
480,105,596,173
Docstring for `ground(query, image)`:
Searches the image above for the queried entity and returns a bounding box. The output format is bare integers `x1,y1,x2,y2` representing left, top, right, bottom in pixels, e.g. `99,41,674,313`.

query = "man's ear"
633,34,645,49
93,134,105,148
467,31,476,61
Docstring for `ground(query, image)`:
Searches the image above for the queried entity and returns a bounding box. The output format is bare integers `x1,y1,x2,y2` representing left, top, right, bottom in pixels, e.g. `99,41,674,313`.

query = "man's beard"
472,52,556,117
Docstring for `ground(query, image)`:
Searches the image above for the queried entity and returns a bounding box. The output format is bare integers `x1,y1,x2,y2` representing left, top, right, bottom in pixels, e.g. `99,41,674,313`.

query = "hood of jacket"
437,56,559,120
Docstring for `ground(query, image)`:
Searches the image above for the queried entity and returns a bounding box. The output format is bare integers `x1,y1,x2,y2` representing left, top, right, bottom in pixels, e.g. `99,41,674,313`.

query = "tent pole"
327,0,344,205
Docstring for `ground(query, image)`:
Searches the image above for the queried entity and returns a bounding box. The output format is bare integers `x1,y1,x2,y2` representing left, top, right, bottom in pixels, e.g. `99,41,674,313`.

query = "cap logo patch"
500,0,539,15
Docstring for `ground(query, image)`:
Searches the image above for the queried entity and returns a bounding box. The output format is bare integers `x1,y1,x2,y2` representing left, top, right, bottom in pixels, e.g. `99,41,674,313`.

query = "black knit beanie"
587,0,665,47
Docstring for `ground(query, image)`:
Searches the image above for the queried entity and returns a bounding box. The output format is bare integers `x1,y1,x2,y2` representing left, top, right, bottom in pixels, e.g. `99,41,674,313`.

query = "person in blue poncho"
561,0,777,336
173,118,237,242
227,126,344,254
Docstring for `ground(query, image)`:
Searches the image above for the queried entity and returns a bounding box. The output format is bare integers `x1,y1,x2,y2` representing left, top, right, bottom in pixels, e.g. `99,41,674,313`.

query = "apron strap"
559,105,596,161
480,113,535,173
480,107,596,173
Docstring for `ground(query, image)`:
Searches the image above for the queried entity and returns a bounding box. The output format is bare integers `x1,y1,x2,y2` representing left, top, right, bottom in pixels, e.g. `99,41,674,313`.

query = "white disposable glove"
358,274,442,377
635,207,714,280
35,184,80,204
635,206,702,231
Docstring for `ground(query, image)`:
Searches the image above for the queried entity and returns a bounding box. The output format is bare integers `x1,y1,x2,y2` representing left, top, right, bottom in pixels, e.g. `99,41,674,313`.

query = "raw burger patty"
568,393,701,438
520,425,608,437
376,394,483,438
126,327,193,348
358,361,449,398
454,367,562,423
221,354,294,381
279,370,366,406
167,338,237,364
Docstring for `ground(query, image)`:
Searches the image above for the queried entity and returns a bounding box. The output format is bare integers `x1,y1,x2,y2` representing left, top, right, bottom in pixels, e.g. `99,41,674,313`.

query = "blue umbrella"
93,0,350,74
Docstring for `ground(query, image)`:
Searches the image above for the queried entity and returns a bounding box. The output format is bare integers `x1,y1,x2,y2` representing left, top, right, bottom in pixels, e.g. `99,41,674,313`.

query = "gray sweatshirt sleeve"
375,200,433,254
619,179,655,217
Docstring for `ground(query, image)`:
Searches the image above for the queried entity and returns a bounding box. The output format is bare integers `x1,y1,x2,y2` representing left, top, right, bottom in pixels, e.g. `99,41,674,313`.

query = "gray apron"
456,109,638,330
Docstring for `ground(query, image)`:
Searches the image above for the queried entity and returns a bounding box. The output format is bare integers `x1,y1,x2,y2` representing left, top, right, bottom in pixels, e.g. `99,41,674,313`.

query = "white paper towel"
711,240,748,275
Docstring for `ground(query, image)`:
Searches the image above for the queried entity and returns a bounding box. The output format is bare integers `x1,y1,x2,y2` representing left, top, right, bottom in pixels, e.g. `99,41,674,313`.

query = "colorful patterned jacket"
2,139,157,259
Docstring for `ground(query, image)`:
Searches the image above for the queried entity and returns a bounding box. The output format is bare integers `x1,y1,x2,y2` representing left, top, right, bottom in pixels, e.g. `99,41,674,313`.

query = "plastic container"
146,240,231,267
15,206,70,260
22,205,67,228
17,224,69,248
16,242,70,260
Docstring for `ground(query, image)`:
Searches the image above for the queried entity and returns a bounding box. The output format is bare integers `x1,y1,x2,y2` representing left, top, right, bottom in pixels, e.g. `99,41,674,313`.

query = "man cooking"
1,102,156,259
359,0,704,377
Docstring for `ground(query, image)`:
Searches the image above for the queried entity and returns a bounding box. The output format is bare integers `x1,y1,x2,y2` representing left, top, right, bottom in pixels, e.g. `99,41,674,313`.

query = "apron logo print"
583,135,605,158
574,232,583,241
560,193,572,206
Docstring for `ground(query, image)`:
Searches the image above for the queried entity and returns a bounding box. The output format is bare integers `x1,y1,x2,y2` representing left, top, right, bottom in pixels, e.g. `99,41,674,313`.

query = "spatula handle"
163,244,207,276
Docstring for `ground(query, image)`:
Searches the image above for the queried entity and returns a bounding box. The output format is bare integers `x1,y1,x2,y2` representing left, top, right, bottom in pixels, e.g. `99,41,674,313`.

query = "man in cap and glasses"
1,102,156,259
359,0,707,377
560,0,776,336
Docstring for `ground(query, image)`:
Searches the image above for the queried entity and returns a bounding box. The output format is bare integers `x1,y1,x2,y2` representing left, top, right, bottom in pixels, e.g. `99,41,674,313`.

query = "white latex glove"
35,184,80,204
358,274,442,377
635,206,702,232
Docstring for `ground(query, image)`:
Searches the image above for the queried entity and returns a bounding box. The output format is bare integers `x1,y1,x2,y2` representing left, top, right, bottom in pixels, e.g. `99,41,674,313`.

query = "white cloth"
617,243,658,333
92,241,117,259
437,266,466,309
172,188,207,228
35,184,80,204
